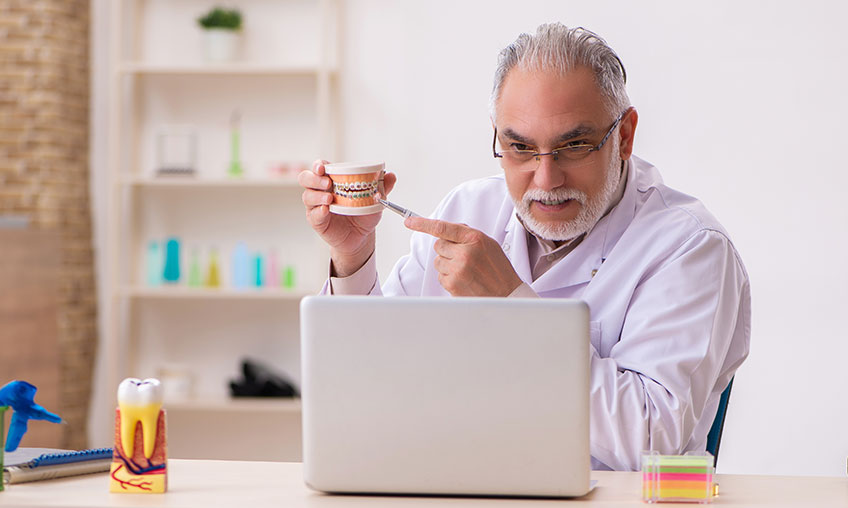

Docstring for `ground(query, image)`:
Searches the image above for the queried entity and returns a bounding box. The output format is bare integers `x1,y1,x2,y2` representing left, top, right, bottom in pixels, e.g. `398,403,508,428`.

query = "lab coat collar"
503,158,640,293
503,214,534,285
597,156,640,263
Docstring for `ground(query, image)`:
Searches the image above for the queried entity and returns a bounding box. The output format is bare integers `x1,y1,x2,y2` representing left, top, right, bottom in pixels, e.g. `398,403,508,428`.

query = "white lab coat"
334,156,751,471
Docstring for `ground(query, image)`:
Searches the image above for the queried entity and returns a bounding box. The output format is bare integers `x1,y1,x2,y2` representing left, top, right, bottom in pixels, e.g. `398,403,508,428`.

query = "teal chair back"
705,378,734,465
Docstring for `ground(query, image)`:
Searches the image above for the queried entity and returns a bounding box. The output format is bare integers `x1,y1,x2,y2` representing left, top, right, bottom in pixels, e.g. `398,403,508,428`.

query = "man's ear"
618,107,638,160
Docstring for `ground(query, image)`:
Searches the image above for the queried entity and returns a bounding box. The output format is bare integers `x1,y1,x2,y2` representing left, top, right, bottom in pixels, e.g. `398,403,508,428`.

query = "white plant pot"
202,29,241,62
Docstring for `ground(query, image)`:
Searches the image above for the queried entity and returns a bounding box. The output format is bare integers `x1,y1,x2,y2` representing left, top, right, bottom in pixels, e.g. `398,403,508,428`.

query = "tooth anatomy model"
109,378,167,493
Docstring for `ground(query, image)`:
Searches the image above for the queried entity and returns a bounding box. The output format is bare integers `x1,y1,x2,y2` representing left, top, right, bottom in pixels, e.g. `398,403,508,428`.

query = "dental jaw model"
324,161,385,216
109,378,167,493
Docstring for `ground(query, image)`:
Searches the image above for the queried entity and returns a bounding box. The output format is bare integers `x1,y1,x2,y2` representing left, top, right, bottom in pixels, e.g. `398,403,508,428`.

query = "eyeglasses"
493,109,629,172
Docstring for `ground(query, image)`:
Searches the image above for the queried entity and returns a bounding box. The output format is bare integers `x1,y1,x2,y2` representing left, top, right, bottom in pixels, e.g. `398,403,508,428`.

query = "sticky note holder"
641,451,716,503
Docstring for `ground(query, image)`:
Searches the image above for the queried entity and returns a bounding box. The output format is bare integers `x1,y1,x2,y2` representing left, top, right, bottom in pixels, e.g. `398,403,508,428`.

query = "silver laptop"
300,296,591,498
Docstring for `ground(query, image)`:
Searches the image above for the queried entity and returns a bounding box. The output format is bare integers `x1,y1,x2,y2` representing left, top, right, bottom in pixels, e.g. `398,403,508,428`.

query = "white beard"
512,136,622,242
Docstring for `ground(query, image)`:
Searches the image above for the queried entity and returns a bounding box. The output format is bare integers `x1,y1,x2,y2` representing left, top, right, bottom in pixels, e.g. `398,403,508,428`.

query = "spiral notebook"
3,447,113,484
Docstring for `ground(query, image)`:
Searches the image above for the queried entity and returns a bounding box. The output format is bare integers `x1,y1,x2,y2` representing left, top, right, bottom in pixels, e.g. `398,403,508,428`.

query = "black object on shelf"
229,359,299,398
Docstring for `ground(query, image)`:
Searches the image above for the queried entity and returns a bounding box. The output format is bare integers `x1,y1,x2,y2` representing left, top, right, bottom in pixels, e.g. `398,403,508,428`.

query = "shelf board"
123,176,301,189
119,62,335,76
123,286,312,300
166,397,301,413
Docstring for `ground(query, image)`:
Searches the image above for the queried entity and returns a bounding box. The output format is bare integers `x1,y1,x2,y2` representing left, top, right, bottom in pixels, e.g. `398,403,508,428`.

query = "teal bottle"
253,253,264,287
163,237,181,284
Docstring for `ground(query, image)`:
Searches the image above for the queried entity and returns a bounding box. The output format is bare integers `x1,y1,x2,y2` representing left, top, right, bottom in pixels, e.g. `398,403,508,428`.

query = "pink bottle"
266,248,279,288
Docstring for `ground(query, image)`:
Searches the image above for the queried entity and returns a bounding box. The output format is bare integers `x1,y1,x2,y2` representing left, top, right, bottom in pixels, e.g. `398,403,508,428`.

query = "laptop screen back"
300,296,591,497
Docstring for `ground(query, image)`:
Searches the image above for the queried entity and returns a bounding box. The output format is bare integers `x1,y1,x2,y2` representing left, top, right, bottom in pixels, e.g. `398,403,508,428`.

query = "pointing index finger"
405,217,472,243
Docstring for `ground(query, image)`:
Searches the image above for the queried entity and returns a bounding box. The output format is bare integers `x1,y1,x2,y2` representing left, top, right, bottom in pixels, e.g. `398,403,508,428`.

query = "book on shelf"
3,447,113,484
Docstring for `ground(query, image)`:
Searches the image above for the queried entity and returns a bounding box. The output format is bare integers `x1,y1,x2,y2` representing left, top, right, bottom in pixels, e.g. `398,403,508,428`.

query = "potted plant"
197,6,243,62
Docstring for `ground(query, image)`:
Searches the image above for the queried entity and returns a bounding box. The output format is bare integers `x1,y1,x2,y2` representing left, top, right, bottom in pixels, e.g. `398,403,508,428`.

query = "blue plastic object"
0,381,62,452
254,253,264,287
232,242,249,289
163,237,181,283
706,378,734,465
29,448,113,467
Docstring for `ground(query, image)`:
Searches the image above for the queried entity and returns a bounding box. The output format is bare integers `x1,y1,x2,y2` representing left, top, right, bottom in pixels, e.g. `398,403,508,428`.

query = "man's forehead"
496,66,608,129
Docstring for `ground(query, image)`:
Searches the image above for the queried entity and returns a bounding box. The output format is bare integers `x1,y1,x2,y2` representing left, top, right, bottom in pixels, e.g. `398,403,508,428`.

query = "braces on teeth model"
325,161,421,218
332,179,381,201
325,161,386,216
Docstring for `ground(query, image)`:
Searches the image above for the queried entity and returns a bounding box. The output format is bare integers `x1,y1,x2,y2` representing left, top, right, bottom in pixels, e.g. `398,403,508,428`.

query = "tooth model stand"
110,378,167,493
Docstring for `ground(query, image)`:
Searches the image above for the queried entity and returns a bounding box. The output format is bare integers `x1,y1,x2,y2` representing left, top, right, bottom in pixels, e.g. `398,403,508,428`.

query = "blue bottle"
231,242,249,289
163,237,181,284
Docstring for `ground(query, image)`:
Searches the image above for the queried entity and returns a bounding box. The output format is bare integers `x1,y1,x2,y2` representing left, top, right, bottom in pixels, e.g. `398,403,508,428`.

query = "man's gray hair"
490,23,630,120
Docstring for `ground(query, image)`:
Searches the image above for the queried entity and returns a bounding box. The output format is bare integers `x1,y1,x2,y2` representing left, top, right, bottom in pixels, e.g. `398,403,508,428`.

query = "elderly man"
299,23,750,471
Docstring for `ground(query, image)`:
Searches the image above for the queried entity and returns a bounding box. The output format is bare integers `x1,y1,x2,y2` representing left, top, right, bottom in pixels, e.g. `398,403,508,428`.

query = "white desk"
2,459,847,507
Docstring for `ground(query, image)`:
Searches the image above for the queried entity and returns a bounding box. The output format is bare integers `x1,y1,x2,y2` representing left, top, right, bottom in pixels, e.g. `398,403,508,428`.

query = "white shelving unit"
106,0,338,461
122,176,302,188
120,62,325,75
122,286,312,301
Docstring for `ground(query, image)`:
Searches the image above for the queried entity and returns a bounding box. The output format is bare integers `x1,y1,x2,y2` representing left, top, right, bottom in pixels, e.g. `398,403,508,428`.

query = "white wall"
91,0,848,476
336,0,848,477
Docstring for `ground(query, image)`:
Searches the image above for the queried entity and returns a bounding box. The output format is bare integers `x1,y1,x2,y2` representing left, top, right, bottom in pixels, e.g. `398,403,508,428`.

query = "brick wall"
0,0,95,449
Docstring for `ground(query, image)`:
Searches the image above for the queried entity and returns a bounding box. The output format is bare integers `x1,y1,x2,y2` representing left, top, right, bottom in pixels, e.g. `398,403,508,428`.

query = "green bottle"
282,265,296,290
228,110,243,178
188,249,202,287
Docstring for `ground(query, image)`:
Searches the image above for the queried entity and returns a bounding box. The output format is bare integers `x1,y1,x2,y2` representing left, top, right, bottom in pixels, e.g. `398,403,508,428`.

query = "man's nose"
533,155,565,190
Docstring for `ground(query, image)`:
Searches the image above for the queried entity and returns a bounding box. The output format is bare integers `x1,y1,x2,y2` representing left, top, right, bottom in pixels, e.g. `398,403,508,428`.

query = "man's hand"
299,159,397,277
404,217,523,297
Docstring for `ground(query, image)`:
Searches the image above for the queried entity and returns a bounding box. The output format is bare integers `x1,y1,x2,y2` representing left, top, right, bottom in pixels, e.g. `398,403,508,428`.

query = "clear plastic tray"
641,451,716,503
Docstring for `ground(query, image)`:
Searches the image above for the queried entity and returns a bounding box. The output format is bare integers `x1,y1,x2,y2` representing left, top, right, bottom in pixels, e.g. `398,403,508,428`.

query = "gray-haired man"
300,23,750,471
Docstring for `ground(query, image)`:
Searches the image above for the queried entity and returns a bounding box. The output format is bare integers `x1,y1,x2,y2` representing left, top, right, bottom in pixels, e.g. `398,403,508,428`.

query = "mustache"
521,187,587,205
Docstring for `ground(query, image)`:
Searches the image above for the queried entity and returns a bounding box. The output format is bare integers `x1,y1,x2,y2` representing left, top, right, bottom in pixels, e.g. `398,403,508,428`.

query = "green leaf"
197,7,242,30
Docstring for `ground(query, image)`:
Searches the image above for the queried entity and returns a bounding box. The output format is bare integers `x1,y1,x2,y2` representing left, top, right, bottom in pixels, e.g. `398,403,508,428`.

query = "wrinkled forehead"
496,66,610,138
